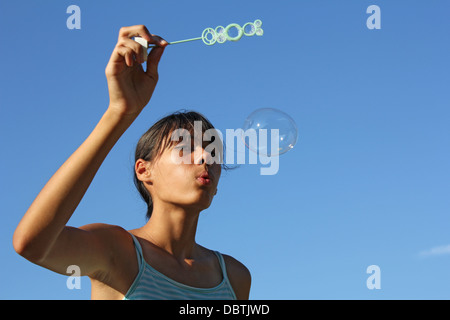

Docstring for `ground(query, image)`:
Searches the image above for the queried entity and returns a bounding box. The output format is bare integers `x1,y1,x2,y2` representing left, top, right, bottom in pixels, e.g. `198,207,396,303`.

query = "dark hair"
134,110,232,220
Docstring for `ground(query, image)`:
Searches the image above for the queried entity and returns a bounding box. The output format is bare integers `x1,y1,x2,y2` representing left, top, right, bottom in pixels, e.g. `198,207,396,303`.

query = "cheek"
153,164,191,193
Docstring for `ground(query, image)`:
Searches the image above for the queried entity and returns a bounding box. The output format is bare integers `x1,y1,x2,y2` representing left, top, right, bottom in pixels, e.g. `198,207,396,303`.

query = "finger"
115,45,135,67
118,37,145,63
150,34,168,48
146,45,165,76
119,25,166,47
119,25,150,40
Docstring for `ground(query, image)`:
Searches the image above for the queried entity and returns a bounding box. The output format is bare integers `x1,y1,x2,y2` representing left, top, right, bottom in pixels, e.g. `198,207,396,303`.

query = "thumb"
146,40,167,76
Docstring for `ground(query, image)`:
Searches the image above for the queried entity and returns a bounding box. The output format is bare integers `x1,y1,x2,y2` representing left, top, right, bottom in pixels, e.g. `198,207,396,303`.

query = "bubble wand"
135,19,263,59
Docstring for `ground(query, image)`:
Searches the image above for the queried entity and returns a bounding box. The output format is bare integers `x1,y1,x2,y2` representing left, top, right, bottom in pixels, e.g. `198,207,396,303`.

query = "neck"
139,203,200,259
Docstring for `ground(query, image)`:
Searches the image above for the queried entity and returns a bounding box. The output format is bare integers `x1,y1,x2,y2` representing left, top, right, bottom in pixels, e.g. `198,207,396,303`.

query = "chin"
196,198,214,211
187,194,214,211
172,188,215,212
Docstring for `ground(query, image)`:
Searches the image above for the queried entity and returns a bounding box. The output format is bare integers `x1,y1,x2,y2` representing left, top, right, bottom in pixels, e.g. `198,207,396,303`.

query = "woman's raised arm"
13,25,167,278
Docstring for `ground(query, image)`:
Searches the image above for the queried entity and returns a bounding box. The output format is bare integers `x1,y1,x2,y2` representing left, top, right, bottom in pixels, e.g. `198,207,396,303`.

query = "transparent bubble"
215,26,225,34
242,108,298,156
254,19,262,28
216,34,225,43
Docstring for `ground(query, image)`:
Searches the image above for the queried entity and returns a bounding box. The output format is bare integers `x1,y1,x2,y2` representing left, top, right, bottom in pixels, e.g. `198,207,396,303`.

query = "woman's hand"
105,25,167,118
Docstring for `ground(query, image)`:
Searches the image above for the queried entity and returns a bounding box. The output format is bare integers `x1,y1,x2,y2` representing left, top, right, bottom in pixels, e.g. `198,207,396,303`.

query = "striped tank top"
123,234,237,300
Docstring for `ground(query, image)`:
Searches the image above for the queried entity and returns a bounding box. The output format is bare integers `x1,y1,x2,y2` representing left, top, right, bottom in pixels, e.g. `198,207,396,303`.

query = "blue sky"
1,0,449,299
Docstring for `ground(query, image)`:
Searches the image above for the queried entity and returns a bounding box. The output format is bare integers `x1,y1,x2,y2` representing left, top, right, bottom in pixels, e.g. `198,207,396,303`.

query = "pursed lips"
196,171,212,185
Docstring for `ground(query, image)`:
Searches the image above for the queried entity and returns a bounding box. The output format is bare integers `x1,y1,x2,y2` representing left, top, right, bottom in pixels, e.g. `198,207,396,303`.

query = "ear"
135,159,152,183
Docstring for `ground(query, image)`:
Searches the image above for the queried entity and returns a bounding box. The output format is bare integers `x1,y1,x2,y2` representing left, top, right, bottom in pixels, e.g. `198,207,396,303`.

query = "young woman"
13,25,251,300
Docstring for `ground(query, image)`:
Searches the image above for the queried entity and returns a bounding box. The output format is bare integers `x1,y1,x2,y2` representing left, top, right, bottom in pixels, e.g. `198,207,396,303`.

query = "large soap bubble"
242,108,298,157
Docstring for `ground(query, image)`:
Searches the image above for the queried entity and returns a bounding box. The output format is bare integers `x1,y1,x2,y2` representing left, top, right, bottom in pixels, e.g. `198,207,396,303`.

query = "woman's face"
136,136,222,212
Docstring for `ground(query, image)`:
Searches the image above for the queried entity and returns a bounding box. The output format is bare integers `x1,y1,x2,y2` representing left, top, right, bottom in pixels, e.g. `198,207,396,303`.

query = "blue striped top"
123,234,237,300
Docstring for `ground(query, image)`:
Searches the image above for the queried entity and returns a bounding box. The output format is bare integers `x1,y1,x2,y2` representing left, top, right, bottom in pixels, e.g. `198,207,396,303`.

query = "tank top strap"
213,251,230,281
129,233,144,269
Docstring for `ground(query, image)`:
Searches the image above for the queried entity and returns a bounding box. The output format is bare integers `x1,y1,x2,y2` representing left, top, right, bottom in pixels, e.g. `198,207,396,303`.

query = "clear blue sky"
1,0,449,300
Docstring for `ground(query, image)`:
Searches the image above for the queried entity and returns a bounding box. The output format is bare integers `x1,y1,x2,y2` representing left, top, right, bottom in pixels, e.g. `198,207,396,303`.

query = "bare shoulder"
78,222,132,253
79,222,127,233
222,254,252,300
79,223,139,298
78,222,134,262
76,223,136,276
32,222,134,288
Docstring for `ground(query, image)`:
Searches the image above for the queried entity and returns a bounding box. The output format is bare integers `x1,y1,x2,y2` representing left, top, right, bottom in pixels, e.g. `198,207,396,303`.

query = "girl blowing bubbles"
13,25,251,300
